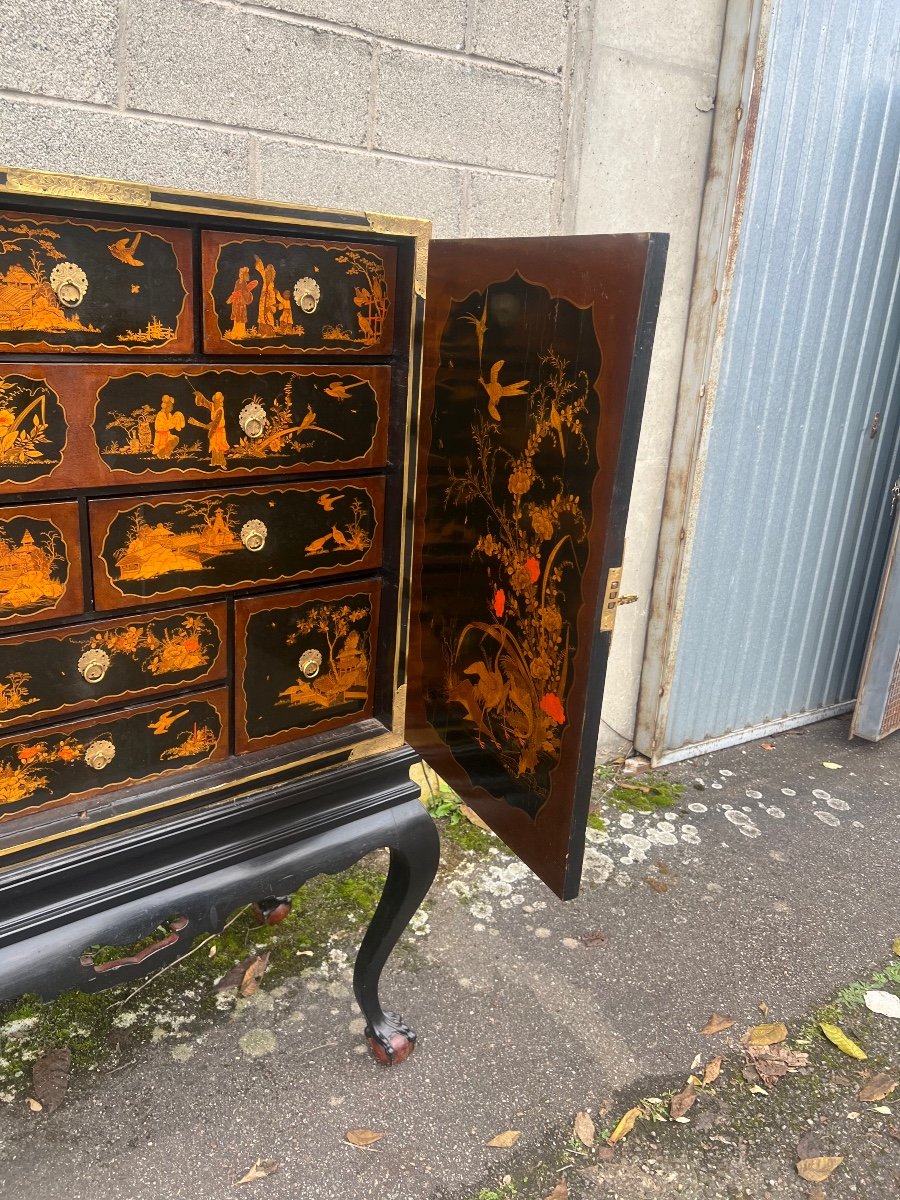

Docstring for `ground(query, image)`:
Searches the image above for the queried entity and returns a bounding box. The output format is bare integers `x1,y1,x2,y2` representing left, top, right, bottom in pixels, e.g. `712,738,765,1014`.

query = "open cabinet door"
851,489,900,741
406,234,668,899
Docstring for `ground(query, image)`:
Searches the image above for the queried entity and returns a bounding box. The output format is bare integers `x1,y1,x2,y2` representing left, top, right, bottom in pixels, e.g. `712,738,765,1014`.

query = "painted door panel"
406,234,667,898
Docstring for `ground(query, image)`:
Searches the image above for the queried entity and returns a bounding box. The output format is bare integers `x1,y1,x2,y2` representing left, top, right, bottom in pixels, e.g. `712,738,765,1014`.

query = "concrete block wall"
0,0,577,237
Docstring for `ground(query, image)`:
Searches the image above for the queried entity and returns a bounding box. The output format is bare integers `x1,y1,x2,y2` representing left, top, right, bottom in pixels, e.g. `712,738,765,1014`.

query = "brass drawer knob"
293,276,320,314
77,648,111,684
49,261,88,308
240,519,267,552
85,737,116,770
239,401,267,439
298,649,322,680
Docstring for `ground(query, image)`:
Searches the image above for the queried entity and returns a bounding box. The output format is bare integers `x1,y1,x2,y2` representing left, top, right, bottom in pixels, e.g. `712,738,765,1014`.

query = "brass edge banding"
365,211,431,298
348,683,406,761
4,168,151,207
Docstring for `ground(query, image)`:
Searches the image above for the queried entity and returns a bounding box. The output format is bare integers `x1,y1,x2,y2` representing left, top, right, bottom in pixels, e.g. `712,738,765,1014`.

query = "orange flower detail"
493,589,506,618
56,744,81,763
181,637,201,654
540,693,566,725
524,557,540,584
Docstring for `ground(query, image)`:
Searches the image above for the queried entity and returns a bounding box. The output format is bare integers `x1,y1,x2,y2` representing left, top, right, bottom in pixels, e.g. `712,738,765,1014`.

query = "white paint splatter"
534,927,551,939
814,810,840,827
719,769,734,777
826,797,849,811
724,809,761,838
688,802,708,814
781,788,796,797
746,789,762,800
711,781,723,790
812,789,831,801
680,824,701,845
618,813,635,829
765,806,785,819
618,833,653,864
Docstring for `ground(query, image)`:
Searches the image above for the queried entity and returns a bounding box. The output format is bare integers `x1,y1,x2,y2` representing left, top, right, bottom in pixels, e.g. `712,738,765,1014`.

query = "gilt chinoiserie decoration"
0,166,666,1068
0,210,192,354
202,231,396,355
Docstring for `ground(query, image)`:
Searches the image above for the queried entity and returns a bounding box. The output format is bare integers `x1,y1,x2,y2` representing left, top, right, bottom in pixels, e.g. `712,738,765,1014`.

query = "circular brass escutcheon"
293,276,320,314
239,401,267,439
297,649,322,680
77,648,111,684
240,518,267,552
49,261,88,308
85,737,116,770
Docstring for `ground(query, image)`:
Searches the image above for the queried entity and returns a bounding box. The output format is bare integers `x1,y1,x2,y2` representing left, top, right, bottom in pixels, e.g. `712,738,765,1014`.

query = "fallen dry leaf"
744,1022,788,1047
345,1129,385,1148
573,1110,595,1147
819,1023,867,1059
669,1083,697,1119
701,1012,735,1035
821,761,842,770
796,1155,844,1183
864,989,900,1020
486,1130,521,1148
644,877,669,894
746,1043,809,1086
607,1106,642,1144
595,1145,616,1163
758,1001,769,1016
31,1047,71,1114
237,1159,279,1184
761,742,776,751
702,1057,723,1086
543,1180,568,1200
240,951,270,998
892,936,900,958
858,1072,898,1102
581,927,608,947
215,954,257,992
459,803,492,832
25,1097,42,1113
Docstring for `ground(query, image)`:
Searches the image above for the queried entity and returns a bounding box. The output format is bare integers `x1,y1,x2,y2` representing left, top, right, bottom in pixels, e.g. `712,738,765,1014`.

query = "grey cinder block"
0,0,119,105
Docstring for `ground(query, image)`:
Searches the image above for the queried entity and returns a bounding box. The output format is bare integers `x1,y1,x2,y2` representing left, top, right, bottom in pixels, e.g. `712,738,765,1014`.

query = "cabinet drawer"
0,210,193,355
0,502,82,628
0,689,229,824
90,478,384,610
202,231,396,356
0,601,226,731
235,579,381,753
86,363,390,484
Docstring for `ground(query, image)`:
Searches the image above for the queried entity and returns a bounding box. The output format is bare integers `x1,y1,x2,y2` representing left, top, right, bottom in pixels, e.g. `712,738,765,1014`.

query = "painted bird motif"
479,360,529,422
148,708,189,735
324,379,368,402
109,232,143,267
317,492,341,512
305,532,332,554
331,525,350,549
460,292,489,368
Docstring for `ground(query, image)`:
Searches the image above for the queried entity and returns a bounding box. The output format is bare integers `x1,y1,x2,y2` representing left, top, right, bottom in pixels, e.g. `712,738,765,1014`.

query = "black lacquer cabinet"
0,167,666,1063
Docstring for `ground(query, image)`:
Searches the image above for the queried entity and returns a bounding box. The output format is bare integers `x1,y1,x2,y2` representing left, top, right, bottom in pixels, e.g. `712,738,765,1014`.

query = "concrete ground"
0,714,898,1199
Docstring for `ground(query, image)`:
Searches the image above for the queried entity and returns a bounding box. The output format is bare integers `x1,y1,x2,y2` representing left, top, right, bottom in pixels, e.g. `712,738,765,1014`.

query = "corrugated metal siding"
663,0,900,755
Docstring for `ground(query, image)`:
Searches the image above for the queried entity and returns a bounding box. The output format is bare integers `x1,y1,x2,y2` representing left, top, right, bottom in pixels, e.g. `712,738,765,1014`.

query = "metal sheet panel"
662,0,900,757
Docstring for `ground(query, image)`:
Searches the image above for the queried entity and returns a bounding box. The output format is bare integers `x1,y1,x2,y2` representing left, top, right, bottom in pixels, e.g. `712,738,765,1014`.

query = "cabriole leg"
352,797,440,1065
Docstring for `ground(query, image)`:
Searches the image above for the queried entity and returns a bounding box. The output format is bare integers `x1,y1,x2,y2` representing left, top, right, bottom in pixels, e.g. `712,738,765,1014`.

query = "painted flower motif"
493,588,506,618
541,605,562,634
530,656,551,681
524,557,540,584
530,509,554,541
508,466,534,496
540,692,566,725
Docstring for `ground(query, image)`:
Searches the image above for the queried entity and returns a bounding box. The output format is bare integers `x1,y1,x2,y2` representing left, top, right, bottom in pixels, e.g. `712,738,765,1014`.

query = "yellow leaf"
607,1106,642,1144
892,936,900,958
822,761,842,769
819,1023,867,1060
345,1129,385,1148
744,1022,788,1046
237,1159,279,1184
25,1097,42,1113
702,1057,723,1086
486,1130,521,1148
239,951,270,998
796,1155,844,1182
459,803,492,832
758,1001,769,1016
701,1012,735,1035
573,1110,595,1147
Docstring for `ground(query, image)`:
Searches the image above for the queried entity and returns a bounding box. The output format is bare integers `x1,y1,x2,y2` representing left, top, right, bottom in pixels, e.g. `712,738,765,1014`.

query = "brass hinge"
600,567,638,632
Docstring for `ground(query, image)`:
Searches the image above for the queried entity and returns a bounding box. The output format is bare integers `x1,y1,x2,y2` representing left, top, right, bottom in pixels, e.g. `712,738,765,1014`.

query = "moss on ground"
605,775,684,814
0,861,387,1099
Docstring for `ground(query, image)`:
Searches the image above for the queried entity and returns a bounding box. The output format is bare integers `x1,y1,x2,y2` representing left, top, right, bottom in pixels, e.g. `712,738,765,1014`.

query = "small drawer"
235,579,381,753
83,363,391,485
0,501,83,628
90,478,384,611
202,231,396,356
0,601,227,731
0,689,229,824
0,210,193,355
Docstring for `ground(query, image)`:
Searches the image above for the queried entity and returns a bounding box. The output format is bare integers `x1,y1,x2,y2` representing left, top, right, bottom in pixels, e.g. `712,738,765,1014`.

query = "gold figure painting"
280,601,370,711
0,519,66,618
95,371,376,477
206,233,394,353
161,723,218,760
0,376,66,483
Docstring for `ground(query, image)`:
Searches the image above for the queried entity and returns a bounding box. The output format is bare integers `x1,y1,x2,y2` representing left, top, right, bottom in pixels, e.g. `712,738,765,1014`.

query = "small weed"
423,782,496,854
586,811,607,833
605,775,684,814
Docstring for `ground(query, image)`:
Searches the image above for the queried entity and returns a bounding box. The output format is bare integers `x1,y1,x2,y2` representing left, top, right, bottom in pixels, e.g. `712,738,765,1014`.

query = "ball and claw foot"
250,896,292,926
365,1012,417,1066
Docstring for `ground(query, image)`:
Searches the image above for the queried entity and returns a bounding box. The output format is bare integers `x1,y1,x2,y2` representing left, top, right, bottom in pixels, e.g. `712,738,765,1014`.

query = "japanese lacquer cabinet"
0,167,666,1063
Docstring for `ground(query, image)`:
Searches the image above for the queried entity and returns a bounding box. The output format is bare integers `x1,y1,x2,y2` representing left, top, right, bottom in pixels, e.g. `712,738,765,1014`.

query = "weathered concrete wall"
0,0,577,237
568,0,728,757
